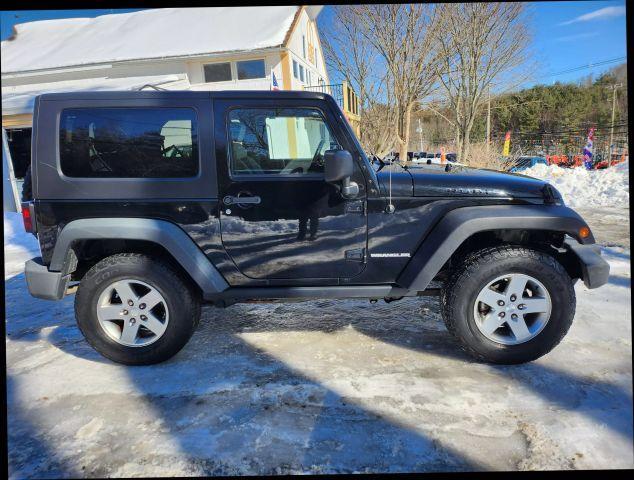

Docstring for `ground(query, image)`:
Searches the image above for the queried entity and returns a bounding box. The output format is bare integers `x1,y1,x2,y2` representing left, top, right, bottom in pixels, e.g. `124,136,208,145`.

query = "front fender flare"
49,218,229,296
398,205,593,291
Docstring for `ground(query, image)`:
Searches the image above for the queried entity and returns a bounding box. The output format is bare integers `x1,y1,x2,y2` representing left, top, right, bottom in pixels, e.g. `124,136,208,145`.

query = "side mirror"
324,149,354,182
324,149,358,198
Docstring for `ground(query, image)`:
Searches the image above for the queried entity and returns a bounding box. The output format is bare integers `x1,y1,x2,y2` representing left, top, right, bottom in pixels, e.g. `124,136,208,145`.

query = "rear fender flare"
49,218,229,297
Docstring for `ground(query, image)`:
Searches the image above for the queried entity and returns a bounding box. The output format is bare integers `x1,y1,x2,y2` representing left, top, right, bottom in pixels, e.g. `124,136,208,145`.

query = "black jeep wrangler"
22,91,609,365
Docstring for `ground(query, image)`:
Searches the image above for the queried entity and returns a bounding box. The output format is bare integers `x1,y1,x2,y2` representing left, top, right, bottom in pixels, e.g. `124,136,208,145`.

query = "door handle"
223,195,261,205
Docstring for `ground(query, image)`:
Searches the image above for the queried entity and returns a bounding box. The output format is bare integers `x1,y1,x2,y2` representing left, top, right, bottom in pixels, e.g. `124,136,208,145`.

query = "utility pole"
486,89,491,156
608,83,622,167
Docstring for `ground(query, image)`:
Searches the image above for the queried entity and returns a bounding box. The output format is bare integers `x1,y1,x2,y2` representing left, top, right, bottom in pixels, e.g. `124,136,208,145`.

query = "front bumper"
564,238,610,289
25,257,70,300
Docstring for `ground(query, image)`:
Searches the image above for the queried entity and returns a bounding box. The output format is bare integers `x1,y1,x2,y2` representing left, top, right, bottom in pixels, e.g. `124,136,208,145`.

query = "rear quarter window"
59,107,199,178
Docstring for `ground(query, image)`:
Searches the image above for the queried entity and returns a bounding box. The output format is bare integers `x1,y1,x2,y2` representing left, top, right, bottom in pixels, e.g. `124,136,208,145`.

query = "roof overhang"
2,74,188,116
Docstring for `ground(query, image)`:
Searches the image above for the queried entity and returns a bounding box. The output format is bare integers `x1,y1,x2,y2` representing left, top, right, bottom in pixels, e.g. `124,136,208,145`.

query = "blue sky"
1,1,627,88
524,0,627,84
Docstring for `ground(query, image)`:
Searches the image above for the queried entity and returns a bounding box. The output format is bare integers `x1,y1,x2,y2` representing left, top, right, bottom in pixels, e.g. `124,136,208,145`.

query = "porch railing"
303,82,359,117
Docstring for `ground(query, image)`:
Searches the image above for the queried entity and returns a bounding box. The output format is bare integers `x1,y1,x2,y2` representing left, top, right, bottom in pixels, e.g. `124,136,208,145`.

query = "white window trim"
201,58,267,84
290,53,321,87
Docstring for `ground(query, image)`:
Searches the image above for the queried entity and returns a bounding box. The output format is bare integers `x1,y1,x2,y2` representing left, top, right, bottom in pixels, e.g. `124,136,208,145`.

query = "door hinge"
345,248,366,262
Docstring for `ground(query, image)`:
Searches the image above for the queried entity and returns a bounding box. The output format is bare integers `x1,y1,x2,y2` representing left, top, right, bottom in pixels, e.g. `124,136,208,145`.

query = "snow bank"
521,162,629,208
4,212,40,279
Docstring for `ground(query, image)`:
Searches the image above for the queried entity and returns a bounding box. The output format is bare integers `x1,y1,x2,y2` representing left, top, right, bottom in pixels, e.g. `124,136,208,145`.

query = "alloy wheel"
96,279,169,347
472,273,552,345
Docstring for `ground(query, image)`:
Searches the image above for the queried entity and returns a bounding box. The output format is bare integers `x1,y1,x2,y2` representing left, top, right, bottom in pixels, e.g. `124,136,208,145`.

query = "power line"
545,56,626,78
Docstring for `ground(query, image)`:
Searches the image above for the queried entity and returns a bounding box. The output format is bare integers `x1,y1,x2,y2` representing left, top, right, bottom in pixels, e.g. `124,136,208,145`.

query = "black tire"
441,246,576,364
21,164,32,202
74,253,201,365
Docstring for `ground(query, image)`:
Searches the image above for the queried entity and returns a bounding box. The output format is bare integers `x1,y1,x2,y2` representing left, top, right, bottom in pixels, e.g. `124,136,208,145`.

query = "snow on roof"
1,6,300,74
2,74,188,115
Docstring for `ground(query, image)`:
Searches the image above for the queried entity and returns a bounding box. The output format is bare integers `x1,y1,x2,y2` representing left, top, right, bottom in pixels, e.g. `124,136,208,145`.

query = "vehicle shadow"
600,248,630,262
6,272,633,474
608,275,631,288
6,375,83,478
5,274,479,474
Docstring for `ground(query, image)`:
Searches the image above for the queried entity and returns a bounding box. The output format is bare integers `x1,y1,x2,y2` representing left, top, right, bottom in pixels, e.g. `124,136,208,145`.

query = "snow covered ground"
4,209,632,475
521,161,629,208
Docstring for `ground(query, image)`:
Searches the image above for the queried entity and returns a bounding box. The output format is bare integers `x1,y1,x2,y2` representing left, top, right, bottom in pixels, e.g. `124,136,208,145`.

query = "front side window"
60,107,198,178
299,65,305,83
204,62,232,83
228,108,340,176
292,60,298,79
237,59,265,80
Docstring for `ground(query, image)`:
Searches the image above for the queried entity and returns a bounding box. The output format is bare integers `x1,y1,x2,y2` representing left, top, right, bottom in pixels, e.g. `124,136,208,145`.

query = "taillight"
21,202,35,233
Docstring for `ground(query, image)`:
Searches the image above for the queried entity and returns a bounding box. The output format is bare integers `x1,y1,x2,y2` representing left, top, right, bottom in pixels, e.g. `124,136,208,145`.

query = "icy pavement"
4,210,632,476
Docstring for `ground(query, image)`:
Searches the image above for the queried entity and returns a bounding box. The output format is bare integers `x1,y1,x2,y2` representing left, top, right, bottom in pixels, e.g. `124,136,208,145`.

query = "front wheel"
441,246,576,364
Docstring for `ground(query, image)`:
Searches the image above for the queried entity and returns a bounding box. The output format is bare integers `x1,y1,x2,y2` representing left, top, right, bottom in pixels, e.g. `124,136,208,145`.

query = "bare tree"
322,4,441,160
435,3,531,163
321,5,394,155
358,4,441,162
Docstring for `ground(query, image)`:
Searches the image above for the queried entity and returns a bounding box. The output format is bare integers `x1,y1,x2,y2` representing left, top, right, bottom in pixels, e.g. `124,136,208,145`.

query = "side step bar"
206,286,440,306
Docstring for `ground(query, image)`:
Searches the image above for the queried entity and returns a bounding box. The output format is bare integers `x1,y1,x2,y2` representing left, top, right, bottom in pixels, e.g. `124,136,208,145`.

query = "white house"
2,6,364,209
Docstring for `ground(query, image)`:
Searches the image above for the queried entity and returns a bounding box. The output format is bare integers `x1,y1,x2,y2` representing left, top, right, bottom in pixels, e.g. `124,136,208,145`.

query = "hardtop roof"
37,90,331,101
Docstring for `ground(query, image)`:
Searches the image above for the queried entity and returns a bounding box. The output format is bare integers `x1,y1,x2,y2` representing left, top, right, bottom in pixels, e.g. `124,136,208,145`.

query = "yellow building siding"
2,114,33,128
280,51,292,90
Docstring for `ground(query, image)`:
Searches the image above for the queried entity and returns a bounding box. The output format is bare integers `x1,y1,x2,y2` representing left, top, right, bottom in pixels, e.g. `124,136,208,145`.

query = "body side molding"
49,218,229,296
398,205,593,291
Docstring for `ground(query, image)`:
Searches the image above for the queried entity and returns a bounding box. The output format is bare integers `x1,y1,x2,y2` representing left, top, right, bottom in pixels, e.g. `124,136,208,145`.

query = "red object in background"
593,159,609,170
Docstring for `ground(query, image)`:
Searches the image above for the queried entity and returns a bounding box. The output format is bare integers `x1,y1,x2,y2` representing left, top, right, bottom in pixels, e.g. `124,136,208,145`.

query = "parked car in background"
411,152,429,163
510,156,548,172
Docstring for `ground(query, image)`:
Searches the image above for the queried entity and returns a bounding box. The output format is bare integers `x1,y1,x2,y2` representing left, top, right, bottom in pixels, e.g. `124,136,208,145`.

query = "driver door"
214,98,367,282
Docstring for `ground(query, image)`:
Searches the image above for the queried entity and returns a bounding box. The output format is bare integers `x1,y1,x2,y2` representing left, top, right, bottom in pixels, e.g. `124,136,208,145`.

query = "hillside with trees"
412,63,628,159
323,3,627,164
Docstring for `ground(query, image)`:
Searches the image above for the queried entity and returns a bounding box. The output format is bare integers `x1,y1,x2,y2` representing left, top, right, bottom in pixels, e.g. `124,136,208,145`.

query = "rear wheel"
441,246,576,364
75,253,200,365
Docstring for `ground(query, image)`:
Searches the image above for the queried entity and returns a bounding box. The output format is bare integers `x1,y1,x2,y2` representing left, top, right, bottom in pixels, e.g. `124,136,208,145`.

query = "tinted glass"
204,62,232,82
60,108,198,178
228,108,340,176
516,157,532,167
237,59,265,80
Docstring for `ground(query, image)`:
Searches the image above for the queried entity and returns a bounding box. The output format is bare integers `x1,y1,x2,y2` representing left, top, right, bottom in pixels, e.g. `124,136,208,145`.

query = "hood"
375,163,559,200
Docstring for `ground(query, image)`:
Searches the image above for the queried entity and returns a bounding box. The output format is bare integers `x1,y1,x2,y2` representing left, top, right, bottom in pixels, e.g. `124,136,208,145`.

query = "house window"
237,59,266,80
203,62,232,83
299,64,305,83
292,60,299,79
302,35,306,58
307,70,311,85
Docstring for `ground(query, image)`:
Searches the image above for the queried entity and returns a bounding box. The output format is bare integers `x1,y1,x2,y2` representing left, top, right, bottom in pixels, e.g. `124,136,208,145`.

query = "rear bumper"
25,257,69,300
564,239,610,289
